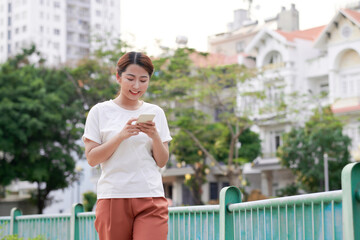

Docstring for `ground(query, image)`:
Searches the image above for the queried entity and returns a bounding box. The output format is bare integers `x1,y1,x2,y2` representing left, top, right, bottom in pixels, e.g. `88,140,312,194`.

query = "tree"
277,107,352,193
154,48,262,199
67,39,131,111
0,46,84,213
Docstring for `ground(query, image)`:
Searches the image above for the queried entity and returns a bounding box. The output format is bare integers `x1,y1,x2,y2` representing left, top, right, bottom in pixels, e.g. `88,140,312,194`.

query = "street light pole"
323,153,329,192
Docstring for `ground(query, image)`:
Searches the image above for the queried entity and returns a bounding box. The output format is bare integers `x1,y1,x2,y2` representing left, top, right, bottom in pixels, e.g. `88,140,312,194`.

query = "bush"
83,191,97,212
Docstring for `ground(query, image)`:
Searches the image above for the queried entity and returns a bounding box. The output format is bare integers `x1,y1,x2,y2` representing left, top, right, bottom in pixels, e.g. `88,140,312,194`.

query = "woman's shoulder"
143,102,165,113
89,100,114,112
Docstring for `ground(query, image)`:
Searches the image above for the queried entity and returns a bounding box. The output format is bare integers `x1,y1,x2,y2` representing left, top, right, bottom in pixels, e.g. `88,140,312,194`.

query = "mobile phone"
136,114,155,124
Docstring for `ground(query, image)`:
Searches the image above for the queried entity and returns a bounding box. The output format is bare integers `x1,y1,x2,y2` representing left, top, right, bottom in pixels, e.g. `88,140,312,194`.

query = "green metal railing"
0,162,359,240
0,216,10,236
168,205,220,240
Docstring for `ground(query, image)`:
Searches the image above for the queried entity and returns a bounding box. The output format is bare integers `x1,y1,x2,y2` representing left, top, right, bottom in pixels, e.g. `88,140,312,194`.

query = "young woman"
83,52,172,240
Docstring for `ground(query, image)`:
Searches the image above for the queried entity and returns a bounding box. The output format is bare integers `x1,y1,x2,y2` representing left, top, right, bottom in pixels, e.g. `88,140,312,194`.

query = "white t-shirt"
83,100,172,199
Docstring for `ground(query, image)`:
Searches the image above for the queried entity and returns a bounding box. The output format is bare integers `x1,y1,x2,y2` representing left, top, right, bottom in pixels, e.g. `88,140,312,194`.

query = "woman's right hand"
118,118,140,140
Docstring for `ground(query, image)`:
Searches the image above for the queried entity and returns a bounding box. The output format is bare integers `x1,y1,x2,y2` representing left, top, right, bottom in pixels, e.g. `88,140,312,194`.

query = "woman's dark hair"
117,52,154,77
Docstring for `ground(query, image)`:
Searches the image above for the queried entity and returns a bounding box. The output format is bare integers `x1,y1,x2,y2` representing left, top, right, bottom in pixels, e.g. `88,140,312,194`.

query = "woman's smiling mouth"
129,90,140,95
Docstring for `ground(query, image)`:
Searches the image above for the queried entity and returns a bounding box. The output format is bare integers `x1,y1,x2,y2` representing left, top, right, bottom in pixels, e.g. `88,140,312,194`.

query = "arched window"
338,49,360,70
263,51,283,69
336,49,360,98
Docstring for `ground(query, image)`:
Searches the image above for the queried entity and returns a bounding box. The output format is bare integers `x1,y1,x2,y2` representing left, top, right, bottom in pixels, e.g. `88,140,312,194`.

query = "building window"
79,34,88,43
271,131,283,153
67,31,74,41
8,44,11,54
236,41,244,53
96,0,102,3
53,42,60,49
15,28,19,34
54,2,60,8
22,26,27,32
54,29,60,35
8,17,11,26
8,30,11,40
209,182,218,200
78,47,89,56
40,26,43,33
8,3,12,13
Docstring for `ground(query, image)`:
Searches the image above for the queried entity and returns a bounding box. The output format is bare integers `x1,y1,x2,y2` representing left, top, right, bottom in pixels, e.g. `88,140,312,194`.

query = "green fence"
0,162,359,240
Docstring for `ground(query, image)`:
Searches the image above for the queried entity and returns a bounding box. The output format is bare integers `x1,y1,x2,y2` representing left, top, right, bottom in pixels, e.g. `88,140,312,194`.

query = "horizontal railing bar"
78,212,95,217
229,190,342,211
169,205,219,213
16,214,71,220
0,217,11,220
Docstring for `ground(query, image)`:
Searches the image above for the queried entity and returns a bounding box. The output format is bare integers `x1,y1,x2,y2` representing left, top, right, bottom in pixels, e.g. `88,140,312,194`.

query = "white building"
160,5,360,205
242,7,360,196
0,0,121,66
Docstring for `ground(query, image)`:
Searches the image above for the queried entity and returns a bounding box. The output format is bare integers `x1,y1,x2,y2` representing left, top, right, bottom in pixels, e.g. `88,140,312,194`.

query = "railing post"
342,162,360,240
9,208,22,236
219,186,242,240
70,203,84,240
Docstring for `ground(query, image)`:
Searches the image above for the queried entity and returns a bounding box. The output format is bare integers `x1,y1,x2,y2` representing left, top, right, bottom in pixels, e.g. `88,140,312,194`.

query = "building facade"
242,7,360,196
0,0,121,66
161,5,360,206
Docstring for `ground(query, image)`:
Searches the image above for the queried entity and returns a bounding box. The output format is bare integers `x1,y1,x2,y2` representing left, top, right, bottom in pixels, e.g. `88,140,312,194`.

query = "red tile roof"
342,9,360,24
189,53,239,67
276,25,326,42
332,104,360,114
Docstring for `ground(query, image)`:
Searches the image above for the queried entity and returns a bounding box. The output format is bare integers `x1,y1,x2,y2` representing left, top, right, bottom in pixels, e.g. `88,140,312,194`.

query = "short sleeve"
82,105,102,144
157,108,172,143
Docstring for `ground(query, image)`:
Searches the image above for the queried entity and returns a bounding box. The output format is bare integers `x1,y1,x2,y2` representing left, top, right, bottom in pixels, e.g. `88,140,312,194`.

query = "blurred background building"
0,0,121,66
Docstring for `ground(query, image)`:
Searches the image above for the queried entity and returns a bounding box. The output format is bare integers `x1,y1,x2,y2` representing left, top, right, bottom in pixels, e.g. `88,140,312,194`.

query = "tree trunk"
36,182,46,214
227,168,241,187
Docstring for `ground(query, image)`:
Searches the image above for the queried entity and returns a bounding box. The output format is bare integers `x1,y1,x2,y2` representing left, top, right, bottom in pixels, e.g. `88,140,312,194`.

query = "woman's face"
117,64,150,101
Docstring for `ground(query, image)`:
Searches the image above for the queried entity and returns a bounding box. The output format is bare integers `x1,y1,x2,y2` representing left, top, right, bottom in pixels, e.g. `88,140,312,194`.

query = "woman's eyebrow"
125,73,148,78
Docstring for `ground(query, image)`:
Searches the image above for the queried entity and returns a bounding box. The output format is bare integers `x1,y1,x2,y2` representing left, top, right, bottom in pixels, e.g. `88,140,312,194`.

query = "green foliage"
277,107,351,193
0,46,83,213
83,191,97,212
275,183,300,197
157,47,263,193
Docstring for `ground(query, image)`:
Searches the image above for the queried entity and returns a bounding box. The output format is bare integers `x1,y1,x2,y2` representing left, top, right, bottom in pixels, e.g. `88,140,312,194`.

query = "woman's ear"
116,72,121,84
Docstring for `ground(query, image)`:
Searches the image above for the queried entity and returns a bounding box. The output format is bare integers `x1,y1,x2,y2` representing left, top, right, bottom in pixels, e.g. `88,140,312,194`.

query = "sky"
120,0,357,56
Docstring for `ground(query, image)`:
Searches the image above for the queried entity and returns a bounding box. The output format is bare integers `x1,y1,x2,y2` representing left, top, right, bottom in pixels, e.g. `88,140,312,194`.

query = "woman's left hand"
137,121,160,140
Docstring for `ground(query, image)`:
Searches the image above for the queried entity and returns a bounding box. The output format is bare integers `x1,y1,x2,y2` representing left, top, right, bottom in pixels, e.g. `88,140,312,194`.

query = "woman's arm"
84,118,140,167
137,121,169,168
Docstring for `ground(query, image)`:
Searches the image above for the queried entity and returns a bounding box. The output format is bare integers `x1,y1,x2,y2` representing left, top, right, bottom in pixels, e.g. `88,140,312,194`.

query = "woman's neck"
114,95,143,110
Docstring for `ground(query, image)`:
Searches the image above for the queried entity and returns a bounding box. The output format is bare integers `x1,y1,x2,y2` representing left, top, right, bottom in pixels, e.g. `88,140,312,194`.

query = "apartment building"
0,0,121,66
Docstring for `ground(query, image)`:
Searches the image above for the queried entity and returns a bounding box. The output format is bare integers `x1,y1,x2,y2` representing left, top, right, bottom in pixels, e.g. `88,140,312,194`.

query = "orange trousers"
94,197,168,240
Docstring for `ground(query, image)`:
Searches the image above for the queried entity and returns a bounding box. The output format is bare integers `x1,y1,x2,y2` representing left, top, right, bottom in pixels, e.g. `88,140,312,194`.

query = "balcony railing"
0,162,359,240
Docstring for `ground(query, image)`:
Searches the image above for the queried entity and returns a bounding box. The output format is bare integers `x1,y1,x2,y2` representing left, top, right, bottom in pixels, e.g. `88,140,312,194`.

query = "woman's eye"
140,80,148,83
127,78,134,81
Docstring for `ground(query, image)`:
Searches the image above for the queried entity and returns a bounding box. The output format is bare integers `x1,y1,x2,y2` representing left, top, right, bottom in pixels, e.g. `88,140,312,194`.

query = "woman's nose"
133,80,140,88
